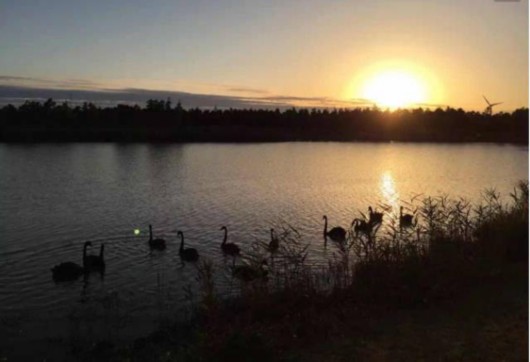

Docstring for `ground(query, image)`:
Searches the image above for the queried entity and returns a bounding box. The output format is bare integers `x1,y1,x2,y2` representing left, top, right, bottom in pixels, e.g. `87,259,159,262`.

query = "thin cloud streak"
0,76,455,110
225,87,270,95
0,85,292,109
0,81,450,110
0,75,105,90
0,84,378,109
412,102,449,109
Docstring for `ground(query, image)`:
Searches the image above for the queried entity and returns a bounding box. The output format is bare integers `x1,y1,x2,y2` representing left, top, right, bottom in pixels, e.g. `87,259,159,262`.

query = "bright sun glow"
361,70,427,108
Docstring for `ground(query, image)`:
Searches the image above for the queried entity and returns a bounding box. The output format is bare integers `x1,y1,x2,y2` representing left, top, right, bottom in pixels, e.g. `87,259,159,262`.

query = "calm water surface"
0,142,527,351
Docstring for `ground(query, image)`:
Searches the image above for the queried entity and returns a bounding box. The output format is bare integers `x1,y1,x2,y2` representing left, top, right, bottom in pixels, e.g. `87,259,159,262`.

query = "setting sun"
361,70,427,108
0,1,528,358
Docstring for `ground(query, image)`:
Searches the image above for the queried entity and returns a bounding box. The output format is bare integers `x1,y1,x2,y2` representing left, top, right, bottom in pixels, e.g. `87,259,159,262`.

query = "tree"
165,97,172,111
146,99,166,112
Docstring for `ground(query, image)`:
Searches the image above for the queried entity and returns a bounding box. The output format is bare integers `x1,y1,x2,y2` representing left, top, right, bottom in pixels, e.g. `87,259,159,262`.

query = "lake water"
0,142,527,356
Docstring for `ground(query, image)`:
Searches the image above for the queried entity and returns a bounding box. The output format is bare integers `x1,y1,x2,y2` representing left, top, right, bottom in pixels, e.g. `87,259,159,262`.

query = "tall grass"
185,182,528,355
106,182,529,361
212,182,526,305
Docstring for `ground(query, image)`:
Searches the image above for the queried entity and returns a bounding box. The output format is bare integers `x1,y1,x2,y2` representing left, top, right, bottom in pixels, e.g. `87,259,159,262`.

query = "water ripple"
0,142,527,341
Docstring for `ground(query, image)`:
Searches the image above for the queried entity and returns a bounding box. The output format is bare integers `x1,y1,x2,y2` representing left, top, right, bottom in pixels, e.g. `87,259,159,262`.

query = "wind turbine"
483,95,502,115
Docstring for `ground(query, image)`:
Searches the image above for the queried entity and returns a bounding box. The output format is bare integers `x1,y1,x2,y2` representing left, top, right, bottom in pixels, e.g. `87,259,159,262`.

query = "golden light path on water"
380,171,399,212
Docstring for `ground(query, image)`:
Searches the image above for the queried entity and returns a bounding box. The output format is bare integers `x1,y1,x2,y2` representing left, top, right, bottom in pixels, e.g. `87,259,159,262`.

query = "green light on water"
134,229,141,236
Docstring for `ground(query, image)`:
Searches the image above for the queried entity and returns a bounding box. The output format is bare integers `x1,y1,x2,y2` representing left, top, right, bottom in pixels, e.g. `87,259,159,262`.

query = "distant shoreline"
1,99,528,144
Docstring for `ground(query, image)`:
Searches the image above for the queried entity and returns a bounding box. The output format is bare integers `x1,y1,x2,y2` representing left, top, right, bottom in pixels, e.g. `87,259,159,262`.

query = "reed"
190,181,527,360
92,181,529,361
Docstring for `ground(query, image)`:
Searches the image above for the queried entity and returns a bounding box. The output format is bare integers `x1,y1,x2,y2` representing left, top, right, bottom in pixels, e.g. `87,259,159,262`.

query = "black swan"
268,228,279,252
323,215,346,242
220,226,240,256
400,206,415,228
148,224,166,250
352,218,373,236
51,241,89,282
178,231,199,262
368,206,384,225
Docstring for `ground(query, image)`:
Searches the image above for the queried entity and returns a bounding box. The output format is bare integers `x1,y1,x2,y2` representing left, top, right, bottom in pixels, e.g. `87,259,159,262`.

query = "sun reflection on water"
380,171,399,211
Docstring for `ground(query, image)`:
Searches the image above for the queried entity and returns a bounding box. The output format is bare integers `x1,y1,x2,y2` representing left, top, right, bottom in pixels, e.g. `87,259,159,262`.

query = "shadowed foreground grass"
299,263,527,361
84,182,528,361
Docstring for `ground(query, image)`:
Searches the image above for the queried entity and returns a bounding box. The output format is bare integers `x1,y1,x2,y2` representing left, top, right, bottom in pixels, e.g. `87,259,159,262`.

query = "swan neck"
179,233,184,251
83,243,89,260
149,225,153,241
222,228,227,245
100,244,104,259
323,217,328,237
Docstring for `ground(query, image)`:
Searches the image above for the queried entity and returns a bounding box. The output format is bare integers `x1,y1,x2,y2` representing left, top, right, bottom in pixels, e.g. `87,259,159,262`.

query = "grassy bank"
80,182,529,361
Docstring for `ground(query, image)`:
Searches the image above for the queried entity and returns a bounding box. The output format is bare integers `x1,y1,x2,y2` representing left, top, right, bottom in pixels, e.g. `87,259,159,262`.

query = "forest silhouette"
0,98,527,143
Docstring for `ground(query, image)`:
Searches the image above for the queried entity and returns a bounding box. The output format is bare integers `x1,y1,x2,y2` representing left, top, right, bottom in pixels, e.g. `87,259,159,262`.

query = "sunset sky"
0,0,528,111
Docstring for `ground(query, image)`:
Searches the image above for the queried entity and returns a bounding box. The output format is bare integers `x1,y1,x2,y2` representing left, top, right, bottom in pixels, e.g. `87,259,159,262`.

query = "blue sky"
0,0,528,110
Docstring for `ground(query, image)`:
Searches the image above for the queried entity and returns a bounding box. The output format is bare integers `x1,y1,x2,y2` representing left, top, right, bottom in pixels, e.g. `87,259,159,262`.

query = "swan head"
323,215,327,221
177,230,183,237
220,226,227,231
369,206,373,213
84,241,92,247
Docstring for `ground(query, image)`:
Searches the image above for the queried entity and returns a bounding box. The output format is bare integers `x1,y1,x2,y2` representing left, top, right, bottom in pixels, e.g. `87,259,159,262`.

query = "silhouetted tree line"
0,98,527,143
